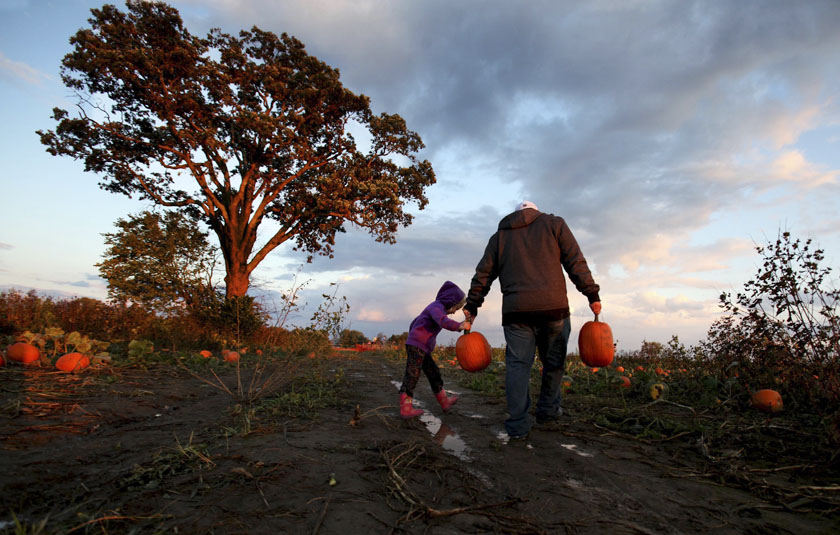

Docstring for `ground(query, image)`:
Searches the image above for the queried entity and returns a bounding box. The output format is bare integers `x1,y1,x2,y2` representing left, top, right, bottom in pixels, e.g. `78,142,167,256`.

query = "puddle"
391,381,471,461
561,443,594,457
419,413,471,460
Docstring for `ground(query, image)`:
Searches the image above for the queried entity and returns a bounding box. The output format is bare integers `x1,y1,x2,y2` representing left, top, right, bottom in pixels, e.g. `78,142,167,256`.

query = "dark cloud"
266,204,502,276
190,0,840,276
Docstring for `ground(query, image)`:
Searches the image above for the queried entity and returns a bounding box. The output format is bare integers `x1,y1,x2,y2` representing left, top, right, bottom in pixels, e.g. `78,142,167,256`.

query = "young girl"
399,280,471,419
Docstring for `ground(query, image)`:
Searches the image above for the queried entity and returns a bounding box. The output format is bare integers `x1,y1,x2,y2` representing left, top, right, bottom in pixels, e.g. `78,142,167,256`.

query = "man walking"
463,201,601,440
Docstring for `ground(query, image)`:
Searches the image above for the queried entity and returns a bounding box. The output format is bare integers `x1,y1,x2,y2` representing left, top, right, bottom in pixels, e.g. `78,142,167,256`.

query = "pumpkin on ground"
199,350,213,358
578,316,614,367
649,383,666,400
7,342,40,365
455,331,492,372
618,376,631,388
223,351,240,363
615,366,625,373
0,354,5,367
55,352,90,372
751,389,783,413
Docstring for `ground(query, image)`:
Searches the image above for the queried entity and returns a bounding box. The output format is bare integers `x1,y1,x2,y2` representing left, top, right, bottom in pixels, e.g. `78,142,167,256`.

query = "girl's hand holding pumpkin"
590,301,602,316
459,321,471,332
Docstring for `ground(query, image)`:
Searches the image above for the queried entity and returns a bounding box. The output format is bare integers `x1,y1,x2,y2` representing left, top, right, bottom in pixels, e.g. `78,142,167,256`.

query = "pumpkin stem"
594,314,599,322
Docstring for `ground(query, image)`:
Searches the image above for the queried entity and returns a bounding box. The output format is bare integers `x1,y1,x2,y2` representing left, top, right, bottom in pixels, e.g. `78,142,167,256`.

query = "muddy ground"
1,352,838,534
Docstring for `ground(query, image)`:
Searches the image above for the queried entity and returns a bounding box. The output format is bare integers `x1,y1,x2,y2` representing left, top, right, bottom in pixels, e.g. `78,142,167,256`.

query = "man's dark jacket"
464,208,600,325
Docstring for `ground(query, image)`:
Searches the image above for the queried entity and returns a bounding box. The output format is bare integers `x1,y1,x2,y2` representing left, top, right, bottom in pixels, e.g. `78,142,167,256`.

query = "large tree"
39,1,435,297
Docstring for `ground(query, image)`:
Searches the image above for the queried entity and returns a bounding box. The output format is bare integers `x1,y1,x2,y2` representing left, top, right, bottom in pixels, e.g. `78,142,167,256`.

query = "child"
399,280,471,419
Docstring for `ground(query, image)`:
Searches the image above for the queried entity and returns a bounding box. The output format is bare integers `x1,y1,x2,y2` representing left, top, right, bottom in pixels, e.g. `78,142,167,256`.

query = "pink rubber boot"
435,390,459,412
400,392,424,419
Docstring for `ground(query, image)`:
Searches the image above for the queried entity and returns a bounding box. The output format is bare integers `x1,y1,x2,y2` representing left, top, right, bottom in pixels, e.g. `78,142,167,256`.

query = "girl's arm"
430,303,464,332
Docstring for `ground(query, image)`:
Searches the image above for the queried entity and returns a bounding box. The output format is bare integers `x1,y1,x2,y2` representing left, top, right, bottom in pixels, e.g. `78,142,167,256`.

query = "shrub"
702,230,840,439
338,329,368,348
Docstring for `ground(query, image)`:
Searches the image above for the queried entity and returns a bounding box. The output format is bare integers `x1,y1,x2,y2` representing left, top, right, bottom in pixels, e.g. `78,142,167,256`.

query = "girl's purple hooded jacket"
405,281,465,354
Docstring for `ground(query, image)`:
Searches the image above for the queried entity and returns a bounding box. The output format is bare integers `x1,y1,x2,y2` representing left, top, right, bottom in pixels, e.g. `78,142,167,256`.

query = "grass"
121,433,214,492
259,367,347,419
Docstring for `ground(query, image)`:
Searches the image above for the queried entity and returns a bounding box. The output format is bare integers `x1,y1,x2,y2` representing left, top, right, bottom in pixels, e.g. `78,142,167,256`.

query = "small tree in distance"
97,210,218,315
39,1,435,298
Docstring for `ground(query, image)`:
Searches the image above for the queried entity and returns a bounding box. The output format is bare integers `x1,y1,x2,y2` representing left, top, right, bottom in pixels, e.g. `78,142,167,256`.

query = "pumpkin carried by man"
455,330,492,372
578,315,615,367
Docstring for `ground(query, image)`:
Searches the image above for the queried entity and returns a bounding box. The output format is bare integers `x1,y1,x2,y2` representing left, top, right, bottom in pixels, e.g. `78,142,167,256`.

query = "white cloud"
0,51,50,86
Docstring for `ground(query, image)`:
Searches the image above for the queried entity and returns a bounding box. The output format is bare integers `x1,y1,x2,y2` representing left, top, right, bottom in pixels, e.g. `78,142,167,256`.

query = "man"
463,201,601,440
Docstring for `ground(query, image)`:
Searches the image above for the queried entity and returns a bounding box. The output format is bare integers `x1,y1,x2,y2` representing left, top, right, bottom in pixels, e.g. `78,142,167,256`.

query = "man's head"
516,200,538,211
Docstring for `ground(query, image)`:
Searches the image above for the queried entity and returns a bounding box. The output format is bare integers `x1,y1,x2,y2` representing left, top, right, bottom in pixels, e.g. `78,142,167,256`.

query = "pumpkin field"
2,328,839,533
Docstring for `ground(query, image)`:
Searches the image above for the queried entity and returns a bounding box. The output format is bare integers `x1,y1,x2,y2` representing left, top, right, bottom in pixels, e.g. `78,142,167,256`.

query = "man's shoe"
507,432,529,442
535,416,563,431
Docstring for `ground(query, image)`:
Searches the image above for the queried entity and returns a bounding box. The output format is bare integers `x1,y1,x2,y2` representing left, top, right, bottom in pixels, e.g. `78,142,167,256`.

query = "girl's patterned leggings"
399,344,443,397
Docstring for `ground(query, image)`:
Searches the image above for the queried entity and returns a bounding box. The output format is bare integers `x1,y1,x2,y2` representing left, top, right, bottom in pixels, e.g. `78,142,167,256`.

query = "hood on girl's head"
436,280,466,308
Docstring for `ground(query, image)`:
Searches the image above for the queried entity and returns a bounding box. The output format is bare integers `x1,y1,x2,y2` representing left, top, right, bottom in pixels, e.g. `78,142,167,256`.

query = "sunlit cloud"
769,150,838,187
357,307,386,322
0,242,13,250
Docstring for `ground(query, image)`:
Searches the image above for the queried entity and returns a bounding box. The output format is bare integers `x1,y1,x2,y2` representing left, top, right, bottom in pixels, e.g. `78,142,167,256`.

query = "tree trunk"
225,265,250,298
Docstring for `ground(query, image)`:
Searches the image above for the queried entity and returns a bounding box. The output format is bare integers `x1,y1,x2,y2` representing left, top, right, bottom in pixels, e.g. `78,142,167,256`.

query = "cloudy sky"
2,0,839,351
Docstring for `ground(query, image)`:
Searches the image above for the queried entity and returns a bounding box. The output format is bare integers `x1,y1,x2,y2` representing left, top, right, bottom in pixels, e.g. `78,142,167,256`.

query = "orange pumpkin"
223,350,240,363
615,366,625,373
618,375,631,388
199,350,213,358
578,316,614,367
7,342,40,364
55,352,90,372
751,389,783,413
455,331,492,372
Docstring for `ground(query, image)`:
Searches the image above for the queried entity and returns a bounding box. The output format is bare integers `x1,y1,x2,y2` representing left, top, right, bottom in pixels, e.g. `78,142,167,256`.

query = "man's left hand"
590,301,602,316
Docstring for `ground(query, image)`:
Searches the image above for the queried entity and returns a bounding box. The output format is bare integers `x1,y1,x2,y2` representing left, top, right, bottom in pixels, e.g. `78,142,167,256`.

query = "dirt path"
1,353,837,534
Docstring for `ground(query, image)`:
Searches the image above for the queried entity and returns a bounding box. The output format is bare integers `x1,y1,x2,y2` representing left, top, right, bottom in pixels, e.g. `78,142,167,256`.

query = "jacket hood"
498,207,541,230
436,280,466,308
